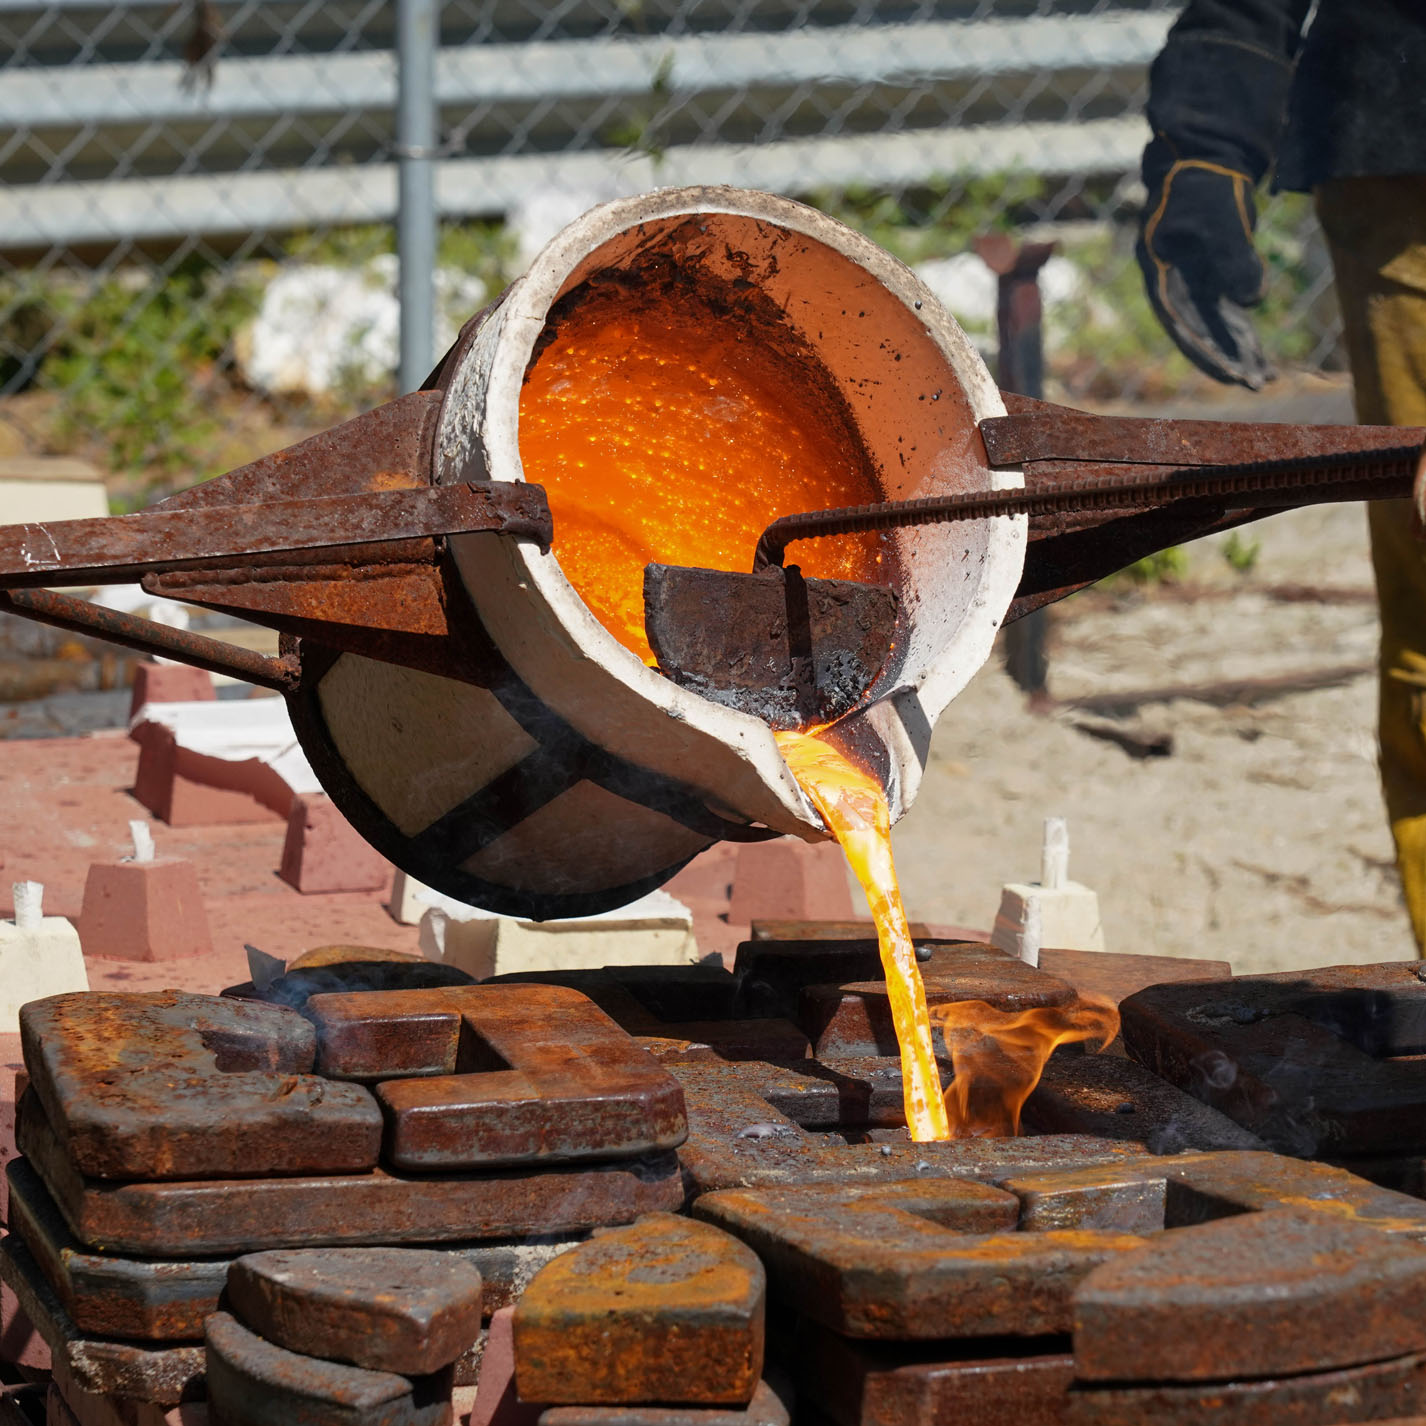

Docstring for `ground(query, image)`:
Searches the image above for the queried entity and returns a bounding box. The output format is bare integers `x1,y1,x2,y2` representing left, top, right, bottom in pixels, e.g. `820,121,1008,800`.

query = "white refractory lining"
437,185,1024,842
12,881,43,930
1041,816,1069,890
128,819,156,864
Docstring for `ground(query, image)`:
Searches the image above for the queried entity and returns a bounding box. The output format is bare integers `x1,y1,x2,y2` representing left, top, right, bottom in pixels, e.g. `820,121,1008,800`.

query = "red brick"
279,795,390,895
728,838,854,927
127,662,215,722
78,857,212,962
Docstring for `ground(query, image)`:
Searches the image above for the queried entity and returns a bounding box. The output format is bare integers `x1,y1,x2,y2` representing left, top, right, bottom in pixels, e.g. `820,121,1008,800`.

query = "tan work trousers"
1318,176,1426,952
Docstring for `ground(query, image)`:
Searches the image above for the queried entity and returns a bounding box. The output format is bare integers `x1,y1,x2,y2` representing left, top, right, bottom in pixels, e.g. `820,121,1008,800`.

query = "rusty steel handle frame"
0,482,552,690
0,483,551,588
752,443,1425,571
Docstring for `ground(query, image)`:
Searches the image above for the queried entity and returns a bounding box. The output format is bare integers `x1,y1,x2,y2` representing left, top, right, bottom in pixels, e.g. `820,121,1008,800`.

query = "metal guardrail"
1,5,1171,250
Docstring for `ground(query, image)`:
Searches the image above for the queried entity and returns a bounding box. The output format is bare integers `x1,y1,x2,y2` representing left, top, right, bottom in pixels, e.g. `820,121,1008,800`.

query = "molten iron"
517,269,885,664
772,730,949,1142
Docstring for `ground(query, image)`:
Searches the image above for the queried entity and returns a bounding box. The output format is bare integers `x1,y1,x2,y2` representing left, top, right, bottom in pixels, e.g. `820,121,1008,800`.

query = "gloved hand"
1136,152,1275,390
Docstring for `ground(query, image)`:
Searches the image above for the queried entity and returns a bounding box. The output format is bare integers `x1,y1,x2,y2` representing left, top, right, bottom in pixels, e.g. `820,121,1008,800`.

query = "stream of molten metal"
519,281,1117,1141
773,731,950,1140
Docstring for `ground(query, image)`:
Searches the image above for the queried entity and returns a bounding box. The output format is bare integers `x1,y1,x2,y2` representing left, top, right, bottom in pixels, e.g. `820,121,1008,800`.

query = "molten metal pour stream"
773,732,950,1140
520,285,1118,1142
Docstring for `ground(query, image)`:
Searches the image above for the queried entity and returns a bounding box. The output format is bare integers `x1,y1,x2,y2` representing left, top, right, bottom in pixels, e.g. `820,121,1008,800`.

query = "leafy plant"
605,49,675,164
1105,546,1190,587
39,256,260,477
1222,529,1262,574
807,171,1050,266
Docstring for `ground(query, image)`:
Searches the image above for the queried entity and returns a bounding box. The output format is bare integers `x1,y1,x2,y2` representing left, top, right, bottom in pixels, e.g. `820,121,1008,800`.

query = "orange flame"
929,995,1121,1138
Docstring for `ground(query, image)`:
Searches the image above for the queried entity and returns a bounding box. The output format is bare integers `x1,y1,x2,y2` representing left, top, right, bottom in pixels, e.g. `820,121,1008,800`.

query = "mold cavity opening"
455,1021,514,1074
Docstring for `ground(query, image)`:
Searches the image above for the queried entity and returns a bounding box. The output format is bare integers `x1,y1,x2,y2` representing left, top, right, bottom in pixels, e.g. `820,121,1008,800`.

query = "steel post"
396,0,438,392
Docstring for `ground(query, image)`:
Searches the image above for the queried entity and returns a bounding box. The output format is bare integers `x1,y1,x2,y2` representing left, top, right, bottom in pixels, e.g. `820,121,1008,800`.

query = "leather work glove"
1136,148,1274,390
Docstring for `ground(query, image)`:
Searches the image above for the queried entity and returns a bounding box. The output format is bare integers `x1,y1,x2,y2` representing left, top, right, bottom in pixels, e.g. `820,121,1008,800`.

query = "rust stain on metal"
514,1213,764,1405
226,1248,484,1376
19,992,382,1181
1073,1208,1426,1383
305,983,688,1171
15,1091,683,1257
1119,964,1426,1157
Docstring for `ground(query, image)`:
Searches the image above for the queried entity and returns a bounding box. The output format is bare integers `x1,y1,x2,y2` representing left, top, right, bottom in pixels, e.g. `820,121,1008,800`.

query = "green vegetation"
0,176,1337,498
8,256,262,479
809,172,1050,267
1221,529,1263,574
1106,546,1190,587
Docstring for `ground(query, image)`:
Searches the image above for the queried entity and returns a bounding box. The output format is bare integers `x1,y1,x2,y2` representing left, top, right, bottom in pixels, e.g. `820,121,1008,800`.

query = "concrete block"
127,661,215,721
0,882,88,1036
77,824,212,963
422,890,696,981
1,1033,21,1223
129,699,317,827
279,794,390,894
0,456,108,523
1,1279,49,1370
728,838,854,927
991,817,1105,966
388,869,440,926
471,1308,540,1426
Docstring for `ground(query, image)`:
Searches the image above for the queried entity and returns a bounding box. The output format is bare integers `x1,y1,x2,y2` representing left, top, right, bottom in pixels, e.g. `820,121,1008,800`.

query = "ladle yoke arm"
0,482,551,590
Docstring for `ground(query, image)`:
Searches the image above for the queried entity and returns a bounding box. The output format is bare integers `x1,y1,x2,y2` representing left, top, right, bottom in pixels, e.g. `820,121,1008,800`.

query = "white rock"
241,257,486,397
913,252,1083,332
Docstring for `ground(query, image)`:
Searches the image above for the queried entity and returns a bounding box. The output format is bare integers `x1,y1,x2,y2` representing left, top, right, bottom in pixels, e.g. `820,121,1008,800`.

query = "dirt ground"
893,484,1417,977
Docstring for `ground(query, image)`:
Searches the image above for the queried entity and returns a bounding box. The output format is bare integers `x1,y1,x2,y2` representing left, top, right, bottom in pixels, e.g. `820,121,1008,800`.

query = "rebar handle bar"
752,445,1426,570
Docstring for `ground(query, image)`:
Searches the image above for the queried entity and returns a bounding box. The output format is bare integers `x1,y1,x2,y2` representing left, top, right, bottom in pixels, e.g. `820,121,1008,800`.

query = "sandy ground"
892,493,1418,976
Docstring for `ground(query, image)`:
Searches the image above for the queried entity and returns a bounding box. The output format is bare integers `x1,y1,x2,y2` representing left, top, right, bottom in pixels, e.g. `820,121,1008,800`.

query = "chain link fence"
0,0,1342,506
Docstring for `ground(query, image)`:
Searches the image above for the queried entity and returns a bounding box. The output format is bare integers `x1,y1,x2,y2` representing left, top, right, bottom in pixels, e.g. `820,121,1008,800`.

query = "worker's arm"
1137,0,1313,389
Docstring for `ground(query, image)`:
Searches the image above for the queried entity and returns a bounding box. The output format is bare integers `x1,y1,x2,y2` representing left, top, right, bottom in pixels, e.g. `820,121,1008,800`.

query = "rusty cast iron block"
19,992,382,1181
794,1319,1074,1426
16,1093,682,1257
0,1235,204,1405
1120,963,1426,1157
489,967,808,1063
1064,1352,1426,1426
5,1156,226,1341
733,939,1071,1023
536,1379,790,1426
797,960,1075,1060
1022,1054,1265,1153
670,1060,1139,1195
205,1311,453,1426
695,1178,1144,1340
305,985,687,1171
1072,1207,1426,1383
5,1156,577,1342
227,1248,483,1376
1000,1149,1426,1237
664,1057,912,1132
513,1213,764,1406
